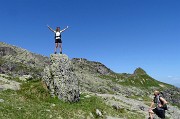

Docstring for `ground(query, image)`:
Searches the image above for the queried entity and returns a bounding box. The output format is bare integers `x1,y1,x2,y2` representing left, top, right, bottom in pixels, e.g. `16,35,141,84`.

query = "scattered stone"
96,109,102,117
112,104,121,110
16,107,22,110
103,97,108,100
0,74,10,78
139,105,145,111
19,75,33,81
0,99,4,102
137,98,143,101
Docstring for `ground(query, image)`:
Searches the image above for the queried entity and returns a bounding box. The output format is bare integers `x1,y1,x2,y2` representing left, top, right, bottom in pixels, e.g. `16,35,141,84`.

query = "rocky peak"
71,58,113,75
133,67,147,75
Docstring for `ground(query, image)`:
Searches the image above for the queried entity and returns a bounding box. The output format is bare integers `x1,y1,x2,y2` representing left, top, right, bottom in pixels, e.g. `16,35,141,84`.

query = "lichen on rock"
43,54,80,102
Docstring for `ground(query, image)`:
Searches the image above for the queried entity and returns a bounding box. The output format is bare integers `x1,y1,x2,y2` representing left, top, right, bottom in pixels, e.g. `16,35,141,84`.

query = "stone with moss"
43,54,80,102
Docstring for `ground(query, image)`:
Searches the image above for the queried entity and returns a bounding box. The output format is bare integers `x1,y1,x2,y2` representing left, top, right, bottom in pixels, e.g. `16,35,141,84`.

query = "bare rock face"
0,42,49,78
43,54,80,102
0,47,17,57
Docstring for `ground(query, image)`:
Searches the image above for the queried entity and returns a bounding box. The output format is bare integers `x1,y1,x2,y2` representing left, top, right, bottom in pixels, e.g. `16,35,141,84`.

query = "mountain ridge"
0,41,176,87
0,41,180,119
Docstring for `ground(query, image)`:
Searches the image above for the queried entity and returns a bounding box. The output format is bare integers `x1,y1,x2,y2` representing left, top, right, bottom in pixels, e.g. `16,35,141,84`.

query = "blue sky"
0,0,180,87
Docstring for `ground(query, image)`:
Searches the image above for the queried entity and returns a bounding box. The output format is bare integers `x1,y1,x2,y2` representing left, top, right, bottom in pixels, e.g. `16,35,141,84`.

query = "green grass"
0,59,5,65
0,79,145,119
172,104,180,109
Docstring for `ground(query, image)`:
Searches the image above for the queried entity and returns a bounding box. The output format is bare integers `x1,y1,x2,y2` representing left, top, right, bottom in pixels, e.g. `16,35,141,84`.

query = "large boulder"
0,74,21,91
43,54,80,102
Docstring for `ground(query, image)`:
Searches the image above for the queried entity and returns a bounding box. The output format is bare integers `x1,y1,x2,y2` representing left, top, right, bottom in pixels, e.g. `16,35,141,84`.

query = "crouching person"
148,90,168,119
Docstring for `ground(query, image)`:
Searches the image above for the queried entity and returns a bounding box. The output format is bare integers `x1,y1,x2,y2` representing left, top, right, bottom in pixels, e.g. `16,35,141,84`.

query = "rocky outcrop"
0,74,21,91
133,67,147,75
0,47,17,57
19,75,33,81
0,42,49,77
71,58,113,75
162,87,180,106
43,54,80,102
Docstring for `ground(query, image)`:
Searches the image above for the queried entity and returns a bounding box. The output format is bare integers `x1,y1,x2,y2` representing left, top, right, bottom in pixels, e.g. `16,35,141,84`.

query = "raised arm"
61,26,69,32
47,25,55,32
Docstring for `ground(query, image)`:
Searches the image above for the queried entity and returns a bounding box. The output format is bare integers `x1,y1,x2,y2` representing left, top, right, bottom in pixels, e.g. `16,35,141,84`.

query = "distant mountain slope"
101,67,172,88
0,42,49,77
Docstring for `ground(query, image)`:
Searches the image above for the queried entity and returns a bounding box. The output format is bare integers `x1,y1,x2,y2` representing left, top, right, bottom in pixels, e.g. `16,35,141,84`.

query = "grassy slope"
99,73,172,89
0,79,145,119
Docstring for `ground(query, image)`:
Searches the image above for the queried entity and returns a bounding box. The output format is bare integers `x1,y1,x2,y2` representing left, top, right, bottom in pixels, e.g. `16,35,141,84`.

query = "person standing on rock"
148,90,168,119
47,25,68,54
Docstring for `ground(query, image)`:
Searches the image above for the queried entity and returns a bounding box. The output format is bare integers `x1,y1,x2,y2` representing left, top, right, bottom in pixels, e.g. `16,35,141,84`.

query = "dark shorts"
55,39,62,43
153,108,165,118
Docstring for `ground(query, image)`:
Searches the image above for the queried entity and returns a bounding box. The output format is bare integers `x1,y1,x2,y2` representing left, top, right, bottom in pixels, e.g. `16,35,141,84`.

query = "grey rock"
71,58,113,75
0,99,4,102
19,75,33,81
43,54,80,102
162,87,180,105
96,109,102,117
112,104,122,110
139,105,145,111
0,76,21,90
0,47,17,57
